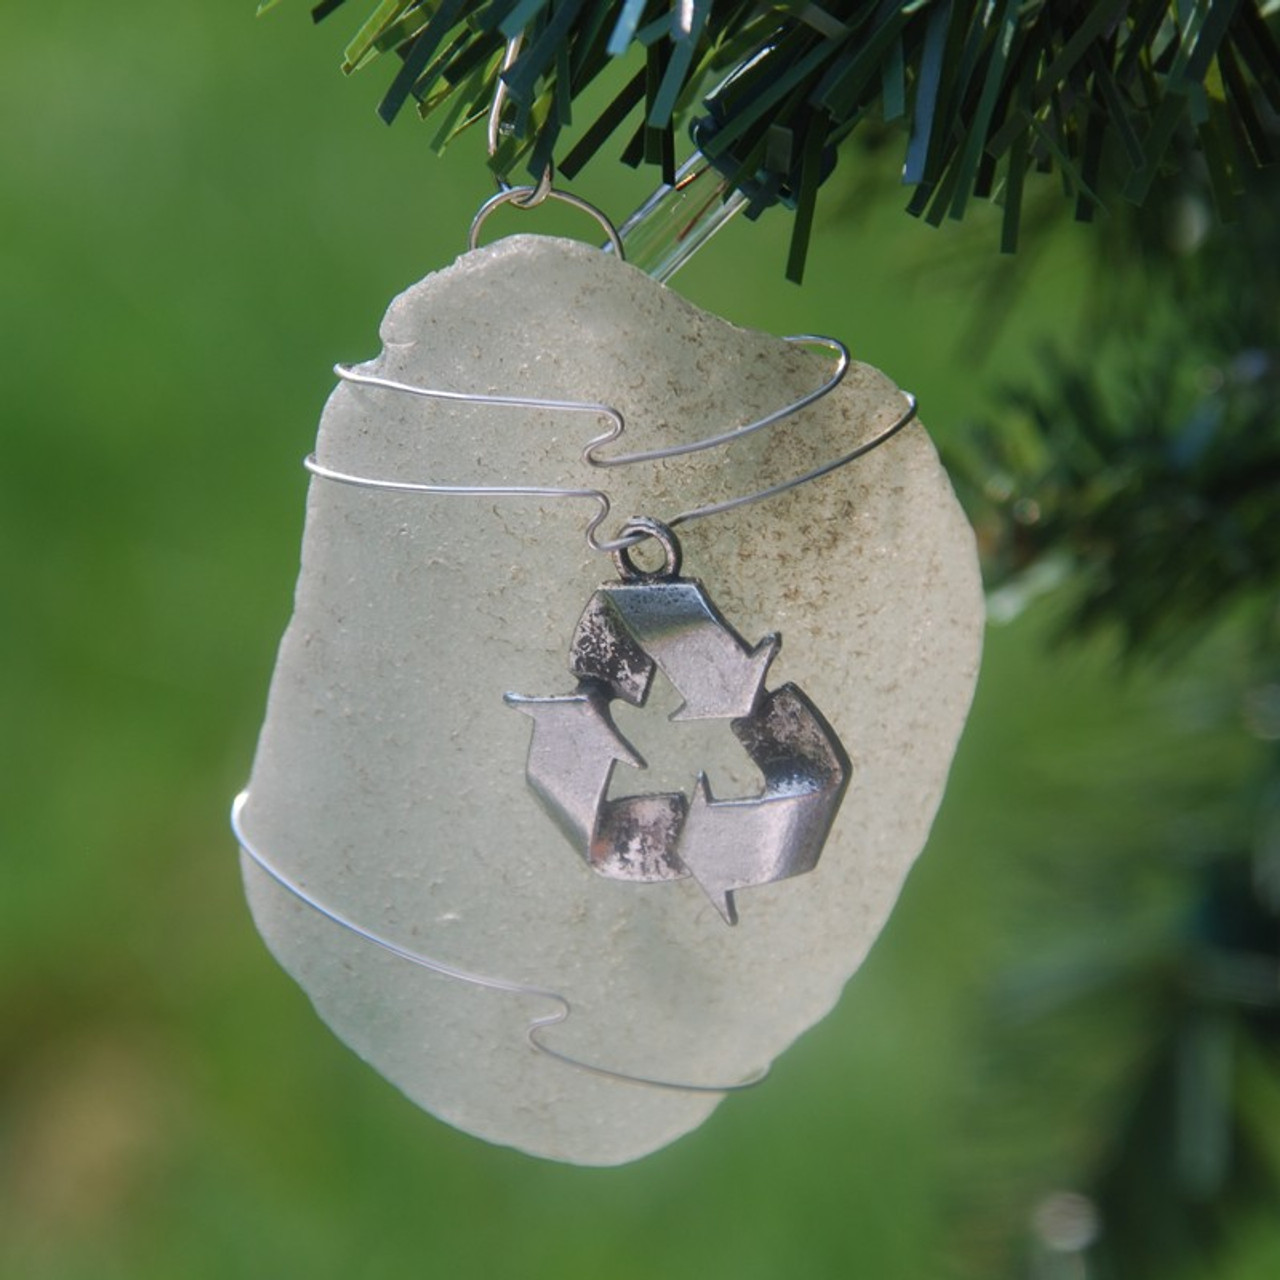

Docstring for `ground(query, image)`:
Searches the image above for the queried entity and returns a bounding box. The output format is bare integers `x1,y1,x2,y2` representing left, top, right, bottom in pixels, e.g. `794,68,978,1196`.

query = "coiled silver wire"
307,336,917,552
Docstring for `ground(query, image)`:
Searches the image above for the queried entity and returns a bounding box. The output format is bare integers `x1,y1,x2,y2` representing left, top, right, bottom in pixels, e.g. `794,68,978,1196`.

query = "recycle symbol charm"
506,520,851,925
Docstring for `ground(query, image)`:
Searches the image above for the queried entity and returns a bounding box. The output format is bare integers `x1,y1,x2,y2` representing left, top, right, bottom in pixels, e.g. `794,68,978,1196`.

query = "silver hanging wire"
485,34,537,195
473,36,623,255
309,339,917,553
231,792,765,1095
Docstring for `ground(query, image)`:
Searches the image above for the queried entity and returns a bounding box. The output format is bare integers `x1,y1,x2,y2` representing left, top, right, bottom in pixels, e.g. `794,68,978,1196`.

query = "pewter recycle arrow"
503,686,641,851
505,687,689,883
507,575,850,924
677,684,850,924
570,582,780,720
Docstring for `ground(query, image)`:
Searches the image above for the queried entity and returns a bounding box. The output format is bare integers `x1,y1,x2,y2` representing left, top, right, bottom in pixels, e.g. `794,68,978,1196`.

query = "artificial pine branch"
956,341,1280,653
263,1,1280,280
948,144,1280,658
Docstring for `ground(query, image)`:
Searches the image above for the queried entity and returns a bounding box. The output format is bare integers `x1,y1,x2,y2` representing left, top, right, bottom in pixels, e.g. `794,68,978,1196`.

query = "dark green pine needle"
287,1,1280,277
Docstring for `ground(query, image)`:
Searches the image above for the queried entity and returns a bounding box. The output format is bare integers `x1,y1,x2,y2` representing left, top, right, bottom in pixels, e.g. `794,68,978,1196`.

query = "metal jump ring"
468,186,626,257
509,164,555,207
612,518,682,581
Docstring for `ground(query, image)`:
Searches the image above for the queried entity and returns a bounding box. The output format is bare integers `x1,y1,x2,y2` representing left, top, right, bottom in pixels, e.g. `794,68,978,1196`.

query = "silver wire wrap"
239,352,914,1090
231,791,765,1094
306,335,918,553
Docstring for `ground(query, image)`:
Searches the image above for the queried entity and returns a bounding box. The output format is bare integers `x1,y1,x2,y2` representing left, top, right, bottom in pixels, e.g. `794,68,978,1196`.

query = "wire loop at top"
468,186,625,257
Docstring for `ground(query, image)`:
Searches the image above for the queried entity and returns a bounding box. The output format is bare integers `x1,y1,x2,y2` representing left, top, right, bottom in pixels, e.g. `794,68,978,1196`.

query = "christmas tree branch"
263,2,1280,279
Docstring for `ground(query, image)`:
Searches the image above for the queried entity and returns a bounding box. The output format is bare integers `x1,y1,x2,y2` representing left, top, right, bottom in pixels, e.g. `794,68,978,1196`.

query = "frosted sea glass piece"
237,235,984,1165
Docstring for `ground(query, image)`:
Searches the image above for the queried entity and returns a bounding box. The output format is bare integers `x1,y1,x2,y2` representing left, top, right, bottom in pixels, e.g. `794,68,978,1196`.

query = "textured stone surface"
237,235,984,1164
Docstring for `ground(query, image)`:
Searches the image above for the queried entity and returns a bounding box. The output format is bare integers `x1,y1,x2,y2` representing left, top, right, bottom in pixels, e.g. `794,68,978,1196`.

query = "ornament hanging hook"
476,35,623,255
486,36,544,199
486,35,556,208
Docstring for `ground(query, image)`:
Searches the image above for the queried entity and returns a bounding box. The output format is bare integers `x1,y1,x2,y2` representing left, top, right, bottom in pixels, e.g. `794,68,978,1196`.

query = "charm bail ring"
611,517,683,581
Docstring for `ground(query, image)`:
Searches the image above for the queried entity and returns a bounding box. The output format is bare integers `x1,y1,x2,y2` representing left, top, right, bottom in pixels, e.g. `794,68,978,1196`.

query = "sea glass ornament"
235,234,984,1165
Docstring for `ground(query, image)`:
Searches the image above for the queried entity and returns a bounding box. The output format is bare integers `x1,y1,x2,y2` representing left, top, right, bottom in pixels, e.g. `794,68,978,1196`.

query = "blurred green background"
3,4,1277,1278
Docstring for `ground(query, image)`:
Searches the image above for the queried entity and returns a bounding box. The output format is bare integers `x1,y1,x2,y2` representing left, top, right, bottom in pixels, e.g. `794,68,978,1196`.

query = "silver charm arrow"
572,582,779,720
506,520,851,924
677,685,850,924
503,687,643,851
504,687,689,883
